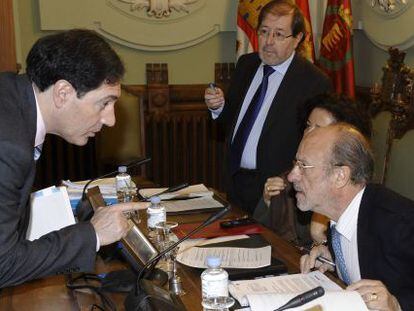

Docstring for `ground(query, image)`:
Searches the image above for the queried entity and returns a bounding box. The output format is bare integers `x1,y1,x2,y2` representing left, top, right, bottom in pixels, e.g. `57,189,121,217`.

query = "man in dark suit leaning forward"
0,29,148,287
204,0,331,213
293,124,414,310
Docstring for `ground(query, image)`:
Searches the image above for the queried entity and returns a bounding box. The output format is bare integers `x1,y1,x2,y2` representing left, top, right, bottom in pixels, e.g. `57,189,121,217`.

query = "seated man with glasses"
204,0,331,214
254,93,372,246
294,124,414,311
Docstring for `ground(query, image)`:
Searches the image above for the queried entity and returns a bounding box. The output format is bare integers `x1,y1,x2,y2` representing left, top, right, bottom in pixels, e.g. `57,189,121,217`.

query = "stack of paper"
62,178,118,211
229,271,368,311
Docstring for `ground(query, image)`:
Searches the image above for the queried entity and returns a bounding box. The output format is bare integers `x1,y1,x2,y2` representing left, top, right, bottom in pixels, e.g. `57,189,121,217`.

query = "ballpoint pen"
296,246,336,267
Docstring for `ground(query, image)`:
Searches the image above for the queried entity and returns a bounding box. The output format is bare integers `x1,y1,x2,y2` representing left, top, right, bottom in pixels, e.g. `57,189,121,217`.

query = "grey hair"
329,123,374,184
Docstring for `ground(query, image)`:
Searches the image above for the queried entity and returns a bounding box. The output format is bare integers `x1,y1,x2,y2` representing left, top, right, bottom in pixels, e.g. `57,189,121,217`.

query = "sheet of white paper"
177,245,271,269
163,196,224,213
139,184,214,200
229,271,342,307
247,291,368,311
27,186,76,241
178,235,250,253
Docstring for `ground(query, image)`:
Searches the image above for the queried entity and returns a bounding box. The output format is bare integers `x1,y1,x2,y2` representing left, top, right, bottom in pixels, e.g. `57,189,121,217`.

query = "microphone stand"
76,157,151,221
125,205,231,311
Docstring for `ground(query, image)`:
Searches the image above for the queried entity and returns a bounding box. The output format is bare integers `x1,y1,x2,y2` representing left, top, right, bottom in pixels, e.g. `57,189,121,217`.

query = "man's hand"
263,176,286,207
204,86,225,110
91,202,149,246
347,279,401,311
300,245,335,274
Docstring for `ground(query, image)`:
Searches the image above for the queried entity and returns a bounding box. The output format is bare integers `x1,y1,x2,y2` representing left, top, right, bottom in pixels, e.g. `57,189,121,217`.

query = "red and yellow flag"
318,0,355,98
236,0,315,63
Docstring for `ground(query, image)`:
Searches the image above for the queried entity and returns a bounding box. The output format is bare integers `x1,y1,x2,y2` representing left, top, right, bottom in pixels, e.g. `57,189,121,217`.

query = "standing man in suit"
0,29,148,287
204,0,331,213
292,124,414,310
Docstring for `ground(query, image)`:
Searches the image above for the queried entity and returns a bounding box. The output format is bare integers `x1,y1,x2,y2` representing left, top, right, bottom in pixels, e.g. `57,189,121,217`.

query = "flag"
318,0,355,98
236,0,315,63
295,0,315,63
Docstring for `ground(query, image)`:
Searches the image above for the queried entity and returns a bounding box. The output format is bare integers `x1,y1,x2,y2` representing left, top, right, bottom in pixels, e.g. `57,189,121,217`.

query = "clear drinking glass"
202,296,235,311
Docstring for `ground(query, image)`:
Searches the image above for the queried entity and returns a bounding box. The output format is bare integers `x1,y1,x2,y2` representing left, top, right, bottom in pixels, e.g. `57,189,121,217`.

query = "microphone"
124,205,231,311
273,286,325,311
76,157,151,221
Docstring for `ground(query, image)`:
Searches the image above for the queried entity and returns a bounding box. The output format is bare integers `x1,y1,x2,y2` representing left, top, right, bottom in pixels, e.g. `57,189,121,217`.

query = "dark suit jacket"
0,72,96,287
357,184,414,310
217,52,332,210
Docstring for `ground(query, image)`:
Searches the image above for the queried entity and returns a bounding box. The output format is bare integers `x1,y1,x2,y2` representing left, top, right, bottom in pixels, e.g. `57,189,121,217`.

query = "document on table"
163,196,224,213
176,239,271,268
139,183,214,200
229,271,342,307
247,291,368,311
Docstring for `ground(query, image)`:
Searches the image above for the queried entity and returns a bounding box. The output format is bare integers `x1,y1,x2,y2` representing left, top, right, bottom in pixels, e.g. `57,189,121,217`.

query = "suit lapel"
357,184,376,278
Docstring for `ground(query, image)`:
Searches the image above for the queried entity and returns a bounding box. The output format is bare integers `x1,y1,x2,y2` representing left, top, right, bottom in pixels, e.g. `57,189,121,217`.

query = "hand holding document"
229,271,368,311
27,186,75,241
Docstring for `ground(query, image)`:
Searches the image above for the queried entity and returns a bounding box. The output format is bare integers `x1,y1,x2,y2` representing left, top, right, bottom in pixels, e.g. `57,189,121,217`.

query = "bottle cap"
150,196,161,204
118,165,127,173
205,256,221,268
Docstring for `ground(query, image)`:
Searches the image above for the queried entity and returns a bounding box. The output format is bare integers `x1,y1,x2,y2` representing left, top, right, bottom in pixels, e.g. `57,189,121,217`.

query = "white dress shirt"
330,187,366,283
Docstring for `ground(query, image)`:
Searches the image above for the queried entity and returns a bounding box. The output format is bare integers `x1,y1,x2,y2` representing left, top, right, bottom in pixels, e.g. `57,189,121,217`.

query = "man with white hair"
289,124,414,310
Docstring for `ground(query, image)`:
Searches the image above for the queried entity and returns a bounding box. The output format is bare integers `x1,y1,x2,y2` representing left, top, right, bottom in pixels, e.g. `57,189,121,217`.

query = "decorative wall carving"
358,0,414,50
118,0,200,18
38,0,236,51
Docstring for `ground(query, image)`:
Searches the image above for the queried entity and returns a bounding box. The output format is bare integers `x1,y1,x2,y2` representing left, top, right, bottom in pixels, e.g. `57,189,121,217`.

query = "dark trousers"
229,169,262,215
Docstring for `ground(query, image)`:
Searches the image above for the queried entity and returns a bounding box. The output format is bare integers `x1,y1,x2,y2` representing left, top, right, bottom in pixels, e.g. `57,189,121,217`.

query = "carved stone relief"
38,0,236,51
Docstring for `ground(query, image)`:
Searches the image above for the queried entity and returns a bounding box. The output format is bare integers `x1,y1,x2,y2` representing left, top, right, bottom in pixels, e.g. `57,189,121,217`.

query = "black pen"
297,246,336,267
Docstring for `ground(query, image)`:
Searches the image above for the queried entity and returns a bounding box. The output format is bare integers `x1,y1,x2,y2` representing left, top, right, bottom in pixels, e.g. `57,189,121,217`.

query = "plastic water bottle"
146,196,166,231
115,166,132,203
201,256,230,311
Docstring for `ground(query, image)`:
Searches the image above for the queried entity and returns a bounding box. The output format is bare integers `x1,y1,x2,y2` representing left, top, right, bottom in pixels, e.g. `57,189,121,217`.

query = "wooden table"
0,205,334,311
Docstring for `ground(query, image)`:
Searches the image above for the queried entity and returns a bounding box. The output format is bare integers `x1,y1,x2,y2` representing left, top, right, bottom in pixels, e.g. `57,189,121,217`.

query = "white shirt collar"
261,51,295,76
33,86,46,147
331,187,366,241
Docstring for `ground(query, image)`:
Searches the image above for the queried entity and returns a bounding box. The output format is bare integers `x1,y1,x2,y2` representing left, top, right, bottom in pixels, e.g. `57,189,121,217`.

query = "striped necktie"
331,225,351,285
34,144,43,161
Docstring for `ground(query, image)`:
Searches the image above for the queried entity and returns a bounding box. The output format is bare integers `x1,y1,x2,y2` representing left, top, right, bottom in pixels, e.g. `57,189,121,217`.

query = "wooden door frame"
0,0,17,72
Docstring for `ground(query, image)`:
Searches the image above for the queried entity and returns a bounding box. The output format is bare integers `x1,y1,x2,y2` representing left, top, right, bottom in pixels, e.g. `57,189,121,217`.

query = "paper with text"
163,196,224,213
176,245,271,269
247,291,368,311
229,271,342,307
139,183,214,200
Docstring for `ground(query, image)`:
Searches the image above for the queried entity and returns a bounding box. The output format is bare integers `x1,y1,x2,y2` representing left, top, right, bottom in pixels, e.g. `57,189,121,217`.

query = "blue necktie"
331,225,351,285
230,65,275,173
34,144,43,161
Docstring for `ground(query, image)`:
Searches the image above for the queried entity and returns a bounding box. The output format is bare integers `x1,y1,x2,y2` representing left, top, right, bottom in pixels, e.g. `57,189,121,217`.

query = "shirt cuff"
209,104,224,119
95,232,100,252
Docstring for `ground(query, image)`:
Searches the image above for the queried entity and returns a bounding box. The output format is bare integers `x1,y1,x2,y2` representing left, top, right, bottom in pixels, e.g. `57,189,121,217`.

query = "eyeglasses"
257,28,294,42
292,159,316,173
292,159,342,174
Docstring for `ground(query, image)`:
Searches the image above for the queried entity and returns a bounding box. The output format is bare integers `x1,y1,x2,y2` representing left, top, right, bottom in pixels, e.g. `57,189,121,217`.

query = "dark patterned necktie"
230,65,275,173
